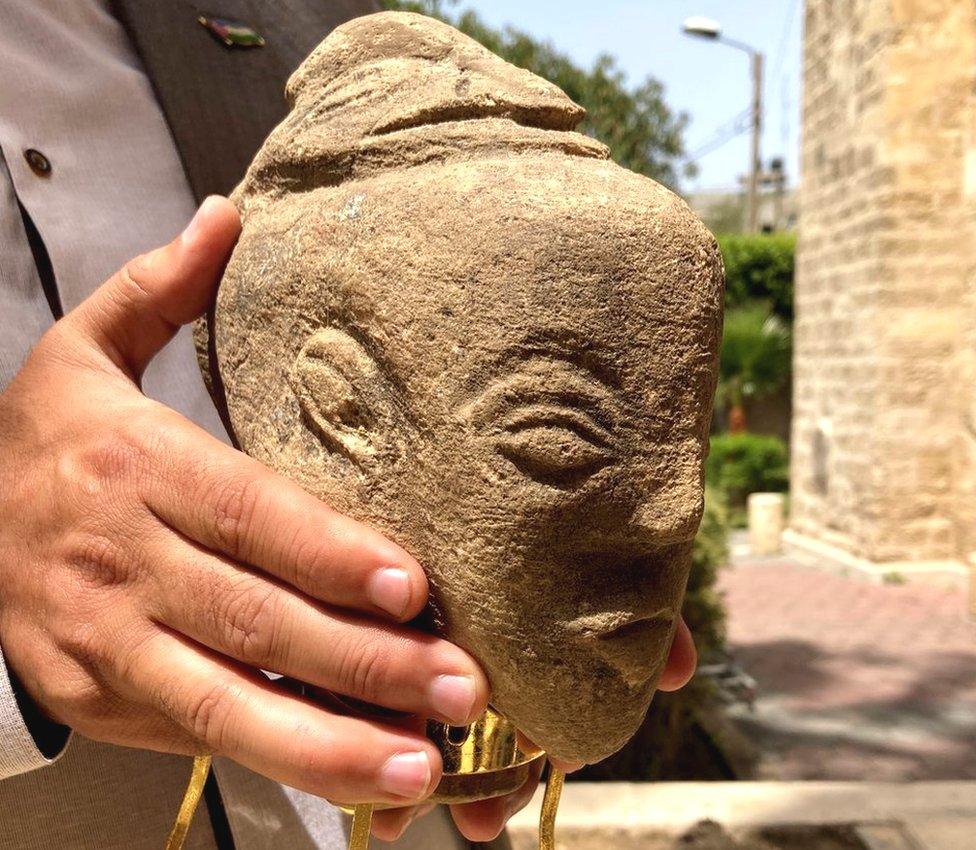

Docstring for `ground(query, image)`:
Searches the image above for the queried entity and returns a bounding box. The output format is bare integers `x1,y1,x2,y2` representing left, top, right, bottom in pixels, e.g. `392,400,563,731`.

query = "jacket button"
24,148,52,177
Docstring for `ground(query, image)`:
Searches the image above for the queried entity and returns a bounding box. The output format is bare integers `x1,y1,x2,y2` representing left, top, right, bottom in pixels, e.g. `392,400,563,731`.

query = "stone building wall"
792,0,976,568
957,28,976,600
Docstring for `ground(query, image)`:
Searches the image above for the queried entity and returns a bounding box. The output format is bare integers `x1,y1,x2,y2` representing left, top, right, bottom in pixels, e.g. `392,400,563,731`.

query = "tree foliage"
706,433,789,512
718,303,792,419
380,0,691,187
719,233,796,322
700,194,747,236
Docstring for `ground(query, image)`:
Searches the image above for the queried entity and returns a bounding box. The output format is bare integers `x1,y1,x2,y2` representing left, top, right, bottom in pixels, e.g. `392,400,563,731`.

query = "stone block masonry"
793,0,976,586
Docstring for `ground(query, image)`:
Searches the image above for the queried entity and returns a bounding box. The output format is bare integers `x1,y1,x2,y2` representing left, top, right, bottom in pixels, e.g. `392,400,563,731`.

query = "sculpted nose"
631,485,704,545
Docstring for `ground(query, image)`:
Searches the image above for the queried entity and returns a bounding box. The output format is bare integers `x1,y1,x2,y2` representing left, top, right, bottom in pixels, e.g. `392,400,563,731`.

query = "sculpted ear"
291,328,393,463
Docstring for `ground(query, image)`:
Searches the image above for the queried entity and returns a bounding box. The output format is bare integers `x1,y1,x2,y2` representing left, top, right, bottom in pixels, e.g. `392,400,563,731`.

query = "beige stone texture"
197,12,723,763
793,0,976,585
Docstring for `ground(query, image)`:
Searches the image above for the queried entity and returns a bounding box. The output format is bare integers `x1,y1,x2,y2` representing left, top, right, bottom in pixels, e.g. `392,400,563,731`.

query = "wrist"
7,664,69,759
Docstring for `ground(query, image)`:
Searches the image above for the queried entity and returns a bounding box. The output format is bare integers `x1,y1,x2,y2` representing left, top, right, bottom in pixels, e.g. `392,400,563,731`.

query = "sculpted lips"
563,609,676,687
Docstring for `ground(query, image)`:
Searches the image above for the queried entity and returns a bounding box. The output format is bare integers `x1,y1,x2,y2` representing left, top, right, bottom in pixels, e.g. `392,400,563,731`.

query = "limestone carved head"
200,11,724,763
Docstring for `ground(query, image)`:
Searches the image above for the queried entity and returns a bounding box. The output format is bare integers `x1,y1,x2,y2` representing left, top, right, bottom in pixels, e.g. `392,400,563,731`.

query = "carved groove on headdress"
233,12,610,205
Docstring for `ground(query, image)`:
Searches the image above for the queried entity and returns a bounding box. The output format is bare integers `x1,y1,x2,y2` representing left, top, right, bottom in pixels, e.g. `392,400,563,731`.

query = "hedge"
706,432,789,513
718,233,796,322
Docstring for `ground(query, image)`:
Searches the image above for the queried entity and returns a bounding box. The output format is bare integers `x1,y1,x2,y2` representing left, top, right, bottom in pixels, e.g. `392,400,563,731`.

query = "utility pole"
748,51,764,233
769,157,786,231
683,17,765,232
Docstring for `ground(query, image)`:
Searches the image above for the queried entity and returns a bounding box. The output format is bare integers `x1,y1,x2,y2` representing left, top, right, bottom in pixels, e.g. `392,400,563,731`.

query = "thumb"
66,195,241,381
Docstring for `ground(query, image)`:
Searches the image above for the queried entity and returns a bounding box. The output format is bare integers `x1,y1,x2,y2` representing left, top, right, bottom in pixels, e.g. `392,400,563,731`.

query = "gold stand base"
166,709,565,850
344,768,564,850
425,706,546,804
336,708,565,850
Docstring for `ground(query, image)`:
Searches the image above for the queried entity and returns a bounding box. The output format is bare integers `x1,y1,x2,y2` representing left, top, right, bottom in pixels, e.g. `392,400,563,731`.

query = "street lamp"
682,17,765,232
682,16,720,39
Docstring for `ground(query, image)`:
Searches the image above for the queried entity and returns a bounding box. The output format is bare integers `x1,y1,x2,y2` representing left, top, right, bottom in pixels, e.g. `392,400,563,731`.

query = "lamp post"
683,16,764,233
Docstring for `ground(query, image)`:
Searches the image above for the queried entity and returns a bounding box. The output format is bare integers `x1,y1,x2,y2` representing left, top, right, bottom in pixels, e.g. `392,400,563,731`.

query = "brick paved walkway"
720,546,976,780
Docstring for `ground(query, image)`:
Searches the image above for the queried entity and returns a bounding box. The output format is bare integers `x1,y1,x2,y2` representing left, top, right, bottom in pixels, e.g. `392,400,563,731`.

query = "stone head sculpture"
200,11,724,765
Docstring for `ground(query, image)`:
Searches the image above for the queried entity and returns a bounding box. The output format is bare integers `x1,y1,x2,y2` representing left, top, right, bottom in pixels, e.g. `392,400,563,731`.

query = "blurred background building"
789,0,976,597
688,172,798,235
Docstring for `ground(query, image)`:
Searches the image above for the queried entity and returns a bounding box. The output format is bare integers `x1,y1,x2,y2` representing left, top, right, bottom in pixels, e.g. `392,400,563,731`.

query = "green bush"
718,233,795,322
718,304,792,426
576,490,732,780
685,488,729,657
706,433,789,516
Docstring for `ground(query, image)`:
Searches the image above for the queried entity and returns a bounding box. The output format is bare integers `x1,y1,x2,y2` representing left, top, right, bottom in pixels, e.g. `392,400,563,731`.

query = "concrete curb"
782,530,970,584
507,781,976,849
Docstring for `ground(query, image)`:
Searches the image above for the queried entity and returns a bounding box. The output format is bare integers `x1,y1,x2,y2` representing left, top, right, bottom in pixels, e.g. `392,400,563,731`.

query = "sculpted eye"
496,408,615,485
459,358,623,487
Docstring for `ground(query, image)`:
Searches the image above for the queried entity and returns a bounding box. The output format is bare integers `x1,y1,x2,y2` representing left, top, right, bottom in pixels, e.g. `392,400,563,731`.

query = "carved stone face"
202,12,723,763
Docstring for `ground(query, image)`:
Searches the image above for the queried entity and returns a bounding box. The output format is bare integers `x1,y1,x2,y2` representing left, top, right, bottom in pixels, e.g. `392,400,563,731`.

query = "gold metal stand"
166,709,565,850
538,767,564,850
338,708,564,850
344,765,564,850
347,803,374,850
424,706,545,803
165,755,212,850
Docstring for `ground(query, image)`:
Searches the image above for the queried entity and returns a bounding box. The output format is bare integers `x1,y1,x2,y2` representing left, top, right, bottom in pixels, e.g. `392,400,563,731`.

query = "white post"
748,492,785,556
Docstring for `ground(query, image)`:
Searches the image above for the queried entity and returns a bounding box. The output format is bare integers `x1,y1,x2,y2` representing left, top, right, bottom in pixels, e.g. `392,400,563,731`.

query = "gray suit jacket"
0,1,495,847
111,0,381,201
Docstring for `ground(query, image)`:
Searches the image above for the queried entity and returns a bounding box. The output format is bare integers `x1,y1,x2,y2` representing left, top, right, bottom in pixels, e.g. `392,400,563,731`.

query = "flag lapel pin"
197,15,266,48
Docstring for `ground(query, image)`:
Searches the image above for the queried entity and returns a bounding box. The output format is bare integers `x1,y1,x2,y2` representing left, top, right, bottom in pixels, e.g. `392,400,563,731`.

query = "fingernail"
379,752,432,800
429,675,477,724
181,196,219,246
369,568,412,618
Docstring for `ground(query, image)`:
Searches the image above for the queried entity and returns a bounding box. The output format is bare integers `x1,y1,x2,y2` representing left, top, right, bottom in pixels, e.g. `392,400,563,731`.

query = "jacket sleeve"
0,645,70,779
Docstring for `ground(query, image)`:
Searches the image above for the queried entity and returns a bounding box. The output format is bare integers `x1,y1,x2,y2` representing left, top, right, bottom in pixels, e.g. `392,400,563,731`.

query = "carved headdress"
235,12,608,206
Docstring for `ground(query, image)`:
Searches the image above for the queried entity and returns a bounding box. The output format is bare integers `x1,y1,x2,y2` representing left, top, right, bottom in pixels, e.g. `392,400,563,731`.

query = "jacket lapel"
109,0,380,201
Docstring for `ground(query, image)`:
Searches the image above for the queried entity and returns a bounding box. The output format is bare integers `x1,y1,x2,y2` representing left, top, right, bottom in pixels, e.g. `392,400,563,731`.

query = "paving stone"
720,556,976,780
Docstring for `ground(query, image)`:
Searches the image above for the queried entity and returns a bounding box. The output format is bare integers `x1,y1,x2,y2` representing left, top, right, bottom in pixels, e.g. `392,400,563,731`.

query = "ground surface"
508,781,972,850
676,822,867,850
510,822,871,850
721,536,976,780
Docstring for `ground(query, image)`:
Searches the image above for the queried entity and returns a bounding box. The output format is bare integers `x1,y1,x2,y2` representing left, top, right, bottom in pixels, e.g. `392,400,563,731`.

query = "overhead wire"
681,0,802,172
684,106,754,164
771,0,802,161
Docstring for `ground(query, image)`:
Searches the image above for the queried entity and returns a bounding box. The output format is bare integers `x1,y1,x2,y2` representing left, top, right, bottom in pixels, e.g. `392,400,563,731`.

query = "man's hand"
0,197,491,807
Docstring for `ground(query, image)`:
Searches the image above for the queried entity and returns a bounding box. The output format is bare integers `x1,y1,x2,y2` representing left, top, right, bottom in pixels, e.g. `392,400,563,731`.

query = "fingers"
64,196,240,380
146,530,488,725
657,616,697,692
145,417,430,622
125,628,444,805
370,804,434,842
452,796,507,843
450,757,545,842
79,703,205,756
